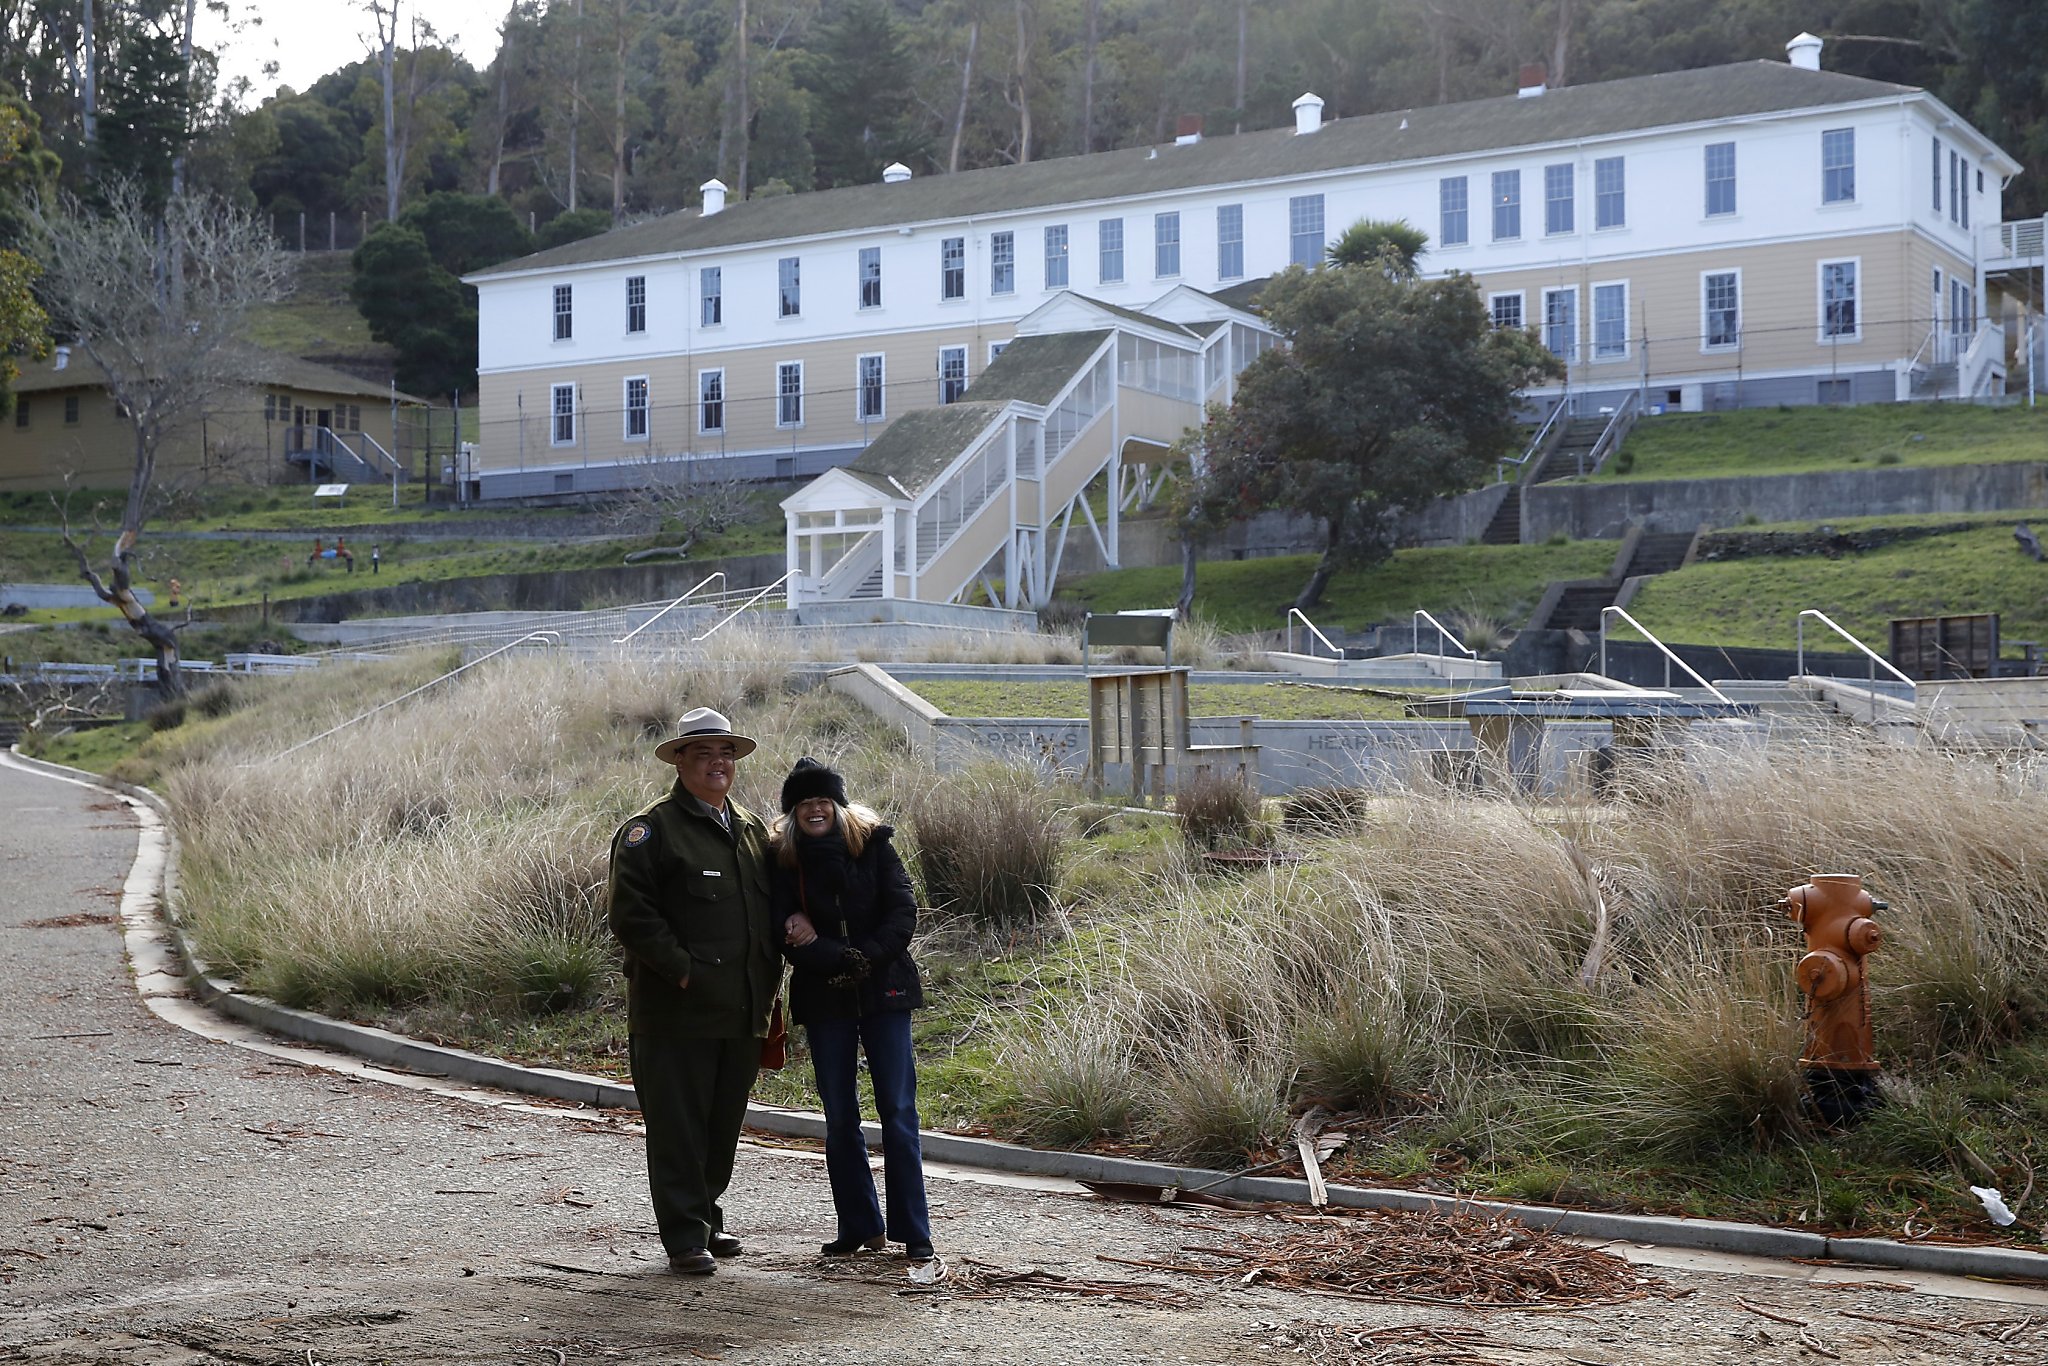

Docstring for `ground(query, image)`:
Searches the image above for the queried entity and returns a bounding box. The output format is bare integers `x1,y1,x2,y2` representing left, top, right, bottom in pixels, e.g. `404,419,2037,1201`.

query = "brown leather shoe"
708,1233,742,1258
668,1248,716,1275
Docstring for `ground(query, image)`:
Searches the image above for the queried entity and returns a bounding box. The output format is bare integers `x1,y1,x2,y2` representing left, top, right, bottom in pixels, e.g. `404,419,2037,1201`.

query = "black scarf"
794,828,855,906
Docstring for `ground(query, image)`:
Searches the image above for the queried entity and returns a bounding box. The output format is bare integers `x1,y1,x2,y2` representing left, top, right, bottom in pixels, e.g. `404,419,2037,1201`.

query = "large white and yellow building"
465,33,2044,607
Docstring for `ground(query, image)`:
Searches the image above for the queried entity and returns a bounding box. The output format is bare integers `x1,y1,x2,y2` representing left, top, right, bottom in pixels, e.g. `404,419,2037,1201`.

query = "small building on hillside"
0,346,427,493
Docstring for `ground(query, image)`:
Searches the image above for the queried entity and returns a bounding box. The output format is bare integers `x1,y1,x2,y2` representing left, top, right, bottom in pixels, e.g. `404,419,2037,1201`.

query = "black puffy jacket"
771,825,923,1026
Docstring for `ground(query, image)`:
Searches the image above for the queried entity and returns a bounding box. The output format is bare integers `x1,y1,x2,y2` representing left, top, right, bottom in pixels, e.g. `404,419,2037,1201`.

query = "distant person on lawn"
771,757,934,1262
607,708,780,1276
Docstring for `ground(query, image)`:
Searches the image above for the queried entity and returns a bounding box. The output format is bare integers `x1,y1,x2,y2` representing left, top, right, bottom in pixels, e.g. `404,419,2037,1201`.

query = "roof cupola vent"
700,178,728,215
882,162,912,184
1292,92,1324,135
1786,32,1823,70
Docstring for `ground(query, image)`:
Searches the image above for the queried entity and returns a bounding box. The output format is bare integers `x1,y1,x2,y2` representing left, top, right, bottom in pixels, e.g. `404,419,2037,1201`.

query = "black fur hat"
780,756,848,814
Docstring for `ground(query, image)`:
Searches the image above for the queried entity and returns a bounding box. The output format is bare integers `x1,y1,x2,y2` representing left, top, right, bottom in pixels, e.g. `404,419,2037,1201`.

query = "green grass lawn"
1061,540,1616,634
1629,515,2048,651
1591,403,2048,483
910,679,1436,720
242,250,391,366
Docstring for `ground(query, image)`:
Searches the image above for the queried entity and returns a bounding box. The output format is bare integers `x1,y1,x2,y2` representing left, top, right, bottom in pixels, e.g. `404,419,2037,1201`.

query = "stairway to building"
1910,361,1959,399
1623,530,1695,577
1480,485,1521,545
1531,417,1609,482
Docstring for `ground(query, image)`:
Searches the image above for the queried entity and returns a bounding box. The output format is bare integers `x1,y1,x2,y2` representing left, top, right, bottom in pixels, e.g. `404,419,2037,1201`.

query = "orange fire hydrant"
1780,873,1886,1124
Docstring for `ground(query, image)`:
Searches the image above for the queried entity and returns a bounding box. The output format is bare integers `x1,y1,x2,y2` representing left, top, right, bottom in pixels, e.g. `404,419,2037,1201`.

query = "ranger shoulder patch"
623,820,654,848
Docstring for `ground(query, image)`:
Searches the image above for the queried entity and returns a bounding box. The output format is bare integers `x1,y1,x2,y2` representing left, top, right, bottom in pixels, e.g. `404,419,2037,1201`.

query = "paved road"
1,755,2044,1365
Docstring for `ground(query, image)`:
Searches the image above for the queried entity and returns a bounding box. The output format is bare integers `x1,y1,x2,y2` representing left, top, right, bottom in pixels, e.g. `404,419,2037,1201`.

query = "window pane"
1544,163,1573,234
1045,225,1069,288
1543,290,1575,358
778,257,801,316
1490,294,1523,330
1932,136,1943,212
1704,272,1739,348
626,378,649,437
700,267,722,326
940,347,967,403
1822,128,1855,204
1216,204,1243,279
553,284,572,340
991,231,1015,295
699,372,724,432
858,355,884,420
1594,157,1624,229
626,276,646,333
777,362,803,425
1439,176,1467,246
1154,212,1180,277
1593,284,1626,358
859,247,882,309
1822,260,1857,336
1099,218,1123,283
1705,142,1736,216
941,236,965,300
1288,193,1324,266
1492,170,1520,240
1961,159,1970,228
551,385,575,442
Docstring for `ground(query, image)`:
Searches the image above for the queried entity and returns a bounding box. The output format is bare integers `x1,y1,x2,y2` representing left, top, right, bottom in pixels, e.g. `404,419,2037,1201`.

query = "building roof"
9,345,424,404
964,331,1114,405
845,401,1009,495
473,60,1932,280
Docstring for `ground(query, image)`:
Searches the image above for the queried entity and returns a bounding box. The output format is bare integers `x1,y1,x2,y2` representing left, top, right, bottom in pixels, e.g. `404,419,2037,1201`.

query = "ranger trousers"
629,1033,759,1255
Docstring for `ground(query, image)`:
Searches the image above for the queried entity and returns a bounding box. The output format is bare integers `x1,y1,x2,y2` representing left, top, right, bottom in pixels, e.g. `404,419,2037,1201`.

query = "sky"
202,1,513,104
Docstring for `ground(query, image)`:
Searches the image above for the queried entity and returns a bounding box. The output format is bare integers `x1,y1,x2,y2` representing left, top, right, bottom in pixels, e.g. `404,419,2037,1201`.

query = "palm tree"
1326,218,1428,277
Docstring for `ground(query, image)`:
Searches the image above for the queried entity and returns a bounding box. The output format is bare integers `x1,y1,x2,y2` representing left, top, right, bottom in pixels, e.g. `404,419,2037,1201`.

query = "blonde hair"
770,800,884,868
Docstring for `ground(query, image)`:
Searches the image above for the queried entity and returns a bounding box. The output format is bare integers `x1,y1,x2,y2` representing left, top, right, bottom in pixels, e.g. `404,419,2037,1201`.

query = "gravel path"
2,757,2044,1365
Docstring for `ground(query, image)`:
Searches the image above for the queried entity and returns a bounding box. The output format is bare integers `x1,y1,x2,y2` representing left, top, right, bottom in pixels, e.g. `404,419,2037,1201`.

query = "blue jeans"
806,1010,932,1247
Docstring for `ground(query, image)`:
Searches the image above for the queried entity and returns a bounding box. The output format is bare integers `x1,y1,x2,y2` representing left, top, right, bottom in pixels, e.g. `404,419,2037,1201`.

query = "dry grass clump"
900,763,1063,929
1006,734,2048,1164
1176,769,1263,850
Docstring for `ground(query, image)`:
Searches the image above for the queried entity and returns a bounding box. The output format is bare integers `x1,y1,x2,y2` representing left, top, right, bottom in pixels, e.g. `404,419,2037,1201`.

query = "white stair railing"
1286,608,1343,659
1795,609,1917,697
1598,605,1731,703
1412,608,1478,660
614,572,726,643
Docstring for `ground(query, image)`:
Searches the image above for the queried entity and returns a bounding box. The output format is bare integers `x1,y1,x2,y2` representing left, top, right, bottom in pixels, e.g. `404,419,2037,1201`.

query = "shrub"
902,765,1062,928
1176,768,1261,850
1283,785,1370,835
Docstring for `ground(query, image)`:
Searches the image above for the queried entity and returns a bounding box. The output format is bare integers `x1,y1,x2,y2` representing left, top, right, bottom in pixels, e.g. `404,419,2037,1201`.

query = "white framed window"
1288,194,1324,266
1819,258,1860,340
1949,148,1959,222
698,369,725,434
1154,211,1180,278
1592,282,1627,360
1704,141,1736,216
857,353,885,421
1960,158,1970,228
624,376,649,440
550,382,575,444
777,257,801,317
1492,169,1521,240
1489,291,1525,331
625,275,646,333
990,230,1015,295
700,267,722,326
552,285,573,341
1439,177,1468,246
1099,218,1124,283
1932,137,1943,213
1544,163,1574,235
988,340,1008,364
1542,287,1577,360
1821,128,1855,204
1594,156,1624,229
938,345,967,404
1701,270,1741,350
776,360,804,427
1216,204,1243,279
859,246,882,309
1045,225,1069,288
940,236,965,300
1951,278,1974,338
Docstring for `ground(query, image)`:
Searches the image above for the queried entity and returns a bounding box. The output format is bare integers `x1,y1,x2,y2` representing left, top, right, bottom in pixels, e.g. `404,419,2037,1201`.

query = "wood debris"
805,1253,1197,1307
1103,1207,1675,1309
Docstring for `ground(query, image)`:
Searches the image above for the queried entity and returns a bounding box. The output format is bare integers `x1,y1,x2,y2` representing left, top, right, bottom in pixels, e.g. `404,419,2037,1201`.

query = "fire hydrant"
1780,873,1886,1125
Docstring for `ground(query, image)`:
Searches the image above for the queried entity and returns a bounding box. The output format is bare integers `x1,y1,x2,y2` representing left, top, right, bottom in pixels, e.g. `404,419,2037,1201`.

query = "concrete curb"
11,746,2048,1284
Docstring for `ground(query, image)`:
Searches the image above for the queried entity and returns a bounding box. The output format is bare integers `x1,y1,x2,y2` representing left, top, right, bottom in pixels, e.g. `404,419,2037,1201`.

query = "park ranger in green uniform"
607,707,780,1276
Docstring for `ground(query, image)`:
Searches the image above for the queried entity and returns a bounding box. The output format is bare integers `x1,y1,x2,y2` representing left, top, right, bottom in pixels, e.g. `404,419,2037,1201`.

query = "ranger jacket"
606,781,780,1039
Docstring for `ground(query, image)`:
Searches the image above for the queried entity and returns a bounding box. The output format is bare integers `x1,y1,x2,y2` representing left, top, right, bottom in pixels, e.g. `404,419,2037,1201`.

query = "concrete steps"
1625,531,1695,577
1480,485,1522,545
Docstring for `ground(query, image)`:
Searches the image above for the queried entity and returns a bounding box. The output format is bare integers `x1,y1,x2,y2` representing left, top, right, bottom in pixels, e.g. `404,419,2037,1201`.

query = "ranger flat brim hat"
653,707,759,763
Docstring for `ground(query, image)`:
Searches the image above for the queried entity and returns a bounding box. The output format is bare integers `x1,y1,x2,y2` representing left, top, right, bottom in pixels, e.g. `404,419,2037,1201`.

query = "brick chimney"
1518,63,1547,98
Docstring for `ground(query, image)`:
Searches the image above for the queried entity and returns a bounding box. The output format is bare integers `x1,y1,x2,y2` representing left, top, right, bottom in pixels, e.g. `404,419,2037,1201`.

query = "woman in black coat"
771,758,933,1261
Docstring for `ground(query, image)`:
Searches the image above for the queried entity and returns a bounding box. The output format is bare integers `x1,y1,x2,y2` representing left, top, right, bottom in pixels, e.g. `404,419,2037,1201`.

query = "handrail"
1581,391,1639,477
613,572,727,644
1599,605,1731,703
692,574,792,642
1412,609,1478,659
1795,609,1917,695
255,631,563,765
316,425,404,508
1286,607,1342,659
1497,398,1566,484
